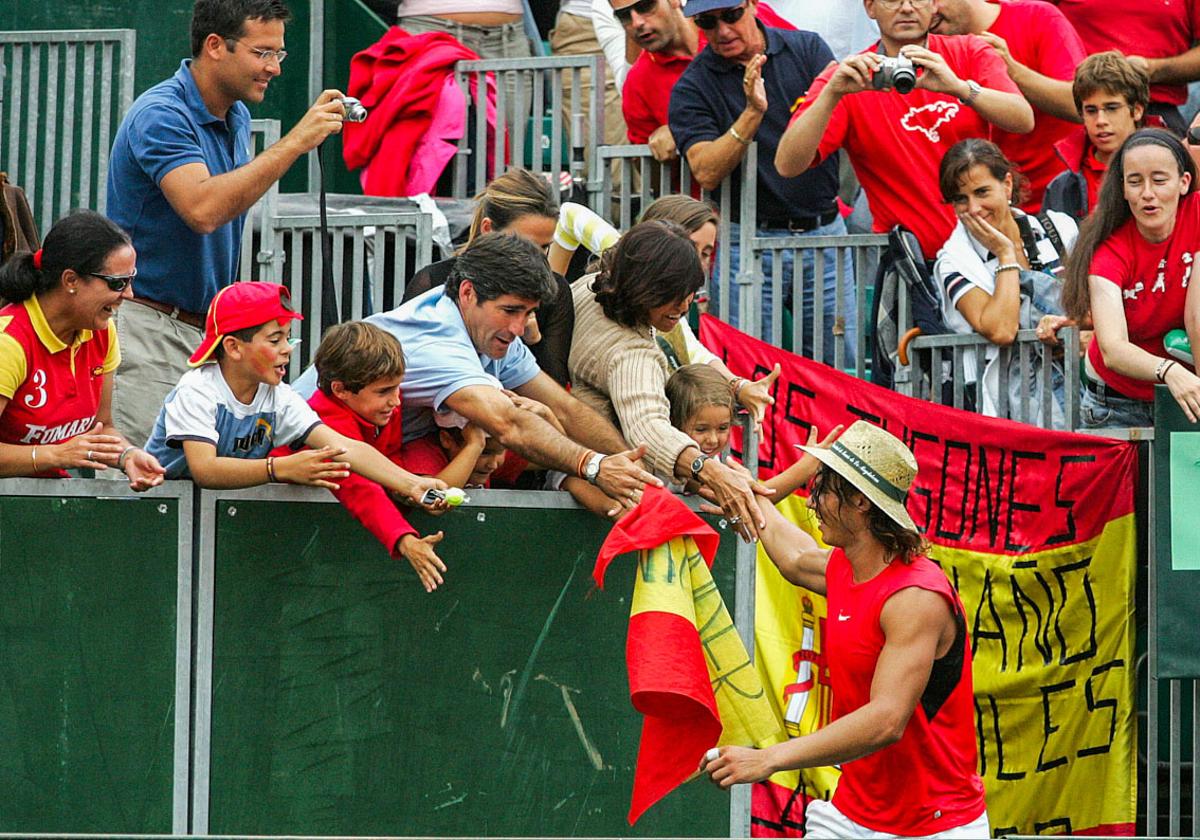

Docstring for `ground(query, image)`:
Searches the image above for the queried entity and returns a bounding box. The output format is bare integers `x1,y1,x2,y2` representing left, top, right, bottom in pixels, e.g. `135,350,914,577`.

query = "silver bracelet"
729,126,752,146
995,262,1022,275
117,445,136,470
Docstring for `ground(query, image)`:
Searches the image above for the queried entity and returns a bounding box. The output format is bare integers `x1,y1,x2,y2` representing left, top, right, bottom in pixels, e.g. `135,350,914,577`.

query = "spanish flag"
594,486,785,824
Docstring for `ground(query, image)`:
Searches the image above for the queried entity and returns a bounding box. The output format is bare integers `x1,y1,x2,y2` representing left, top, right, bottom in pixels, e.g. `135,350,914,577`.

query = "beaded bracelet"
994,263,1022,275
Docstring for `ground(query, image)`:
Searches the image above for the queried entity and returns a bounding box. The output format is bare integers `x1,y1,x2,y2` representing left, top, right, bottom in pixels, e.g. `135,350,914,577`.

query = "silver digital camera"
340,96,368,123
872,55,917,95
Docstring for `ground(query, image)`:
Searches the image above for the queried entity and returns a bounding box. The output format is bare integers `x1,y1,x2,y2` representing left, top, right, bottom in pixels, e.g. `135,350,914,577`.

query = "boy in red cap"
145,282,447,512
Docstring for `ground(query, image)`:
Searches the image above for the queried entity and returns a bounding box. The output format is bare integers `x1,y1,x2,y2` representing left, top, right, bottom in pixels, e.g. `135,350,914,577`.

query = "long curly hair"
589,220,703,329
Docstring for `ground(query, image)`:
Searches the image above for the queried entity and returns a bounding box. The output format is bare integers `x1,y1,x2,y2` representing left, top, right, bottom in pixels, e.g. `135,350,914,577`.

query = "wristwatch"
690,453,710,482
958,79,982,106
583,451,606,485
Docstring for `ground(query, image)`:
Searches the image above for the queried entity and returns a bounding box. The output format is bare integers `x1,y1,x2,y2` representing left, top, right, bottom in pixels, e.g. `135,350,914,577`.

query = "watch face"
691,455,707,475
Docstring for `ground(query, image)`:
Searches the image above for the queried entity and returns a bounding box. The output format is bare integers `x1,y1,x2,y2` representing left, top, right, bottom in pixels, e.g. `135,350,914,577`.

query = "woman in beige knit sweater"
569,220,772,540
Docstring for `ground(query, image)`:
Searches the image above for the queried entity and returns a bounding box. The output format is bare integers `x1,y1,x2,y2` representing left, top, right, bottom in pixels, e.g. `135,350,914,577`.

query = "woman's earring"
69,288,76,295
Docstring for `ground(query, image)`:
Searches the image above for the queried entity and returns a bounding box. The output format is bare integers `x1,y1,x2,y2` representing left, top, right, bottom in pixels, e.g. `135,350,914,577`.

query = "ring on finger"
87,450,94,461
729,515,742,524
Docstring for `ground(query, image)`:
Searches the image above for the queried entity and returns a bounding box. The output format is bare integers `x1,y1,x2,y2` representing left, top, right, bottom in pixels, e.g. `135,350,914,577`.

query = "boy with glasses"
1044,52,1153,222
107,0,351,449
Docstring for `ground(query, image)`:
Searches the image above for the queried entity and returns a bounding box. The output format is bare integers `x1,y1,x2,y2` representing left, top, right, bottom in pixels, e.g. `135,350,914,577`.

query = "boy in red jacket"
308,321,449,592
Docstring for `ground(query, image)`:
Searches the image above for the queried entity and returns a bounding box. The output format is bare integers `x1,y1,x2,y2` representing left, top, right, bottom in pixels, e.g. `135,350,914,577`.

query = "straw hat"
798,420,919,533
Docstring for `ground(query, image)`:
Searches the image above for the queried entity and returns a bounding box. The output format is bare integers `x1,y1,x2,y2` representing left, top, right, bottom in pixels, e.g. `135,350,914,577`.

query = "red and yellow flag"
595,486,785,824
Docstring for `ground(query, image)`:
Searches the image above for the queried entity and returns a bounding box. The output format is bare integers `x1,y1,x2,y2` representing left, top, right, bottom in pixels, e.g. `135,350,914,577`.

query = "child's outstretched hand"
277,446,351,490
793,424,844,486
397,531,447,593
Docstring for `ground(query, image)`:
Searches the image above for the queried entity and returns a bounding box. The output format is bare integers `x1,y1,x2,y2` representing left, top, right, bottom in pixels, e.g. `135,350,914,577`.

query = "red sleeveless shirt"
824,547,987,834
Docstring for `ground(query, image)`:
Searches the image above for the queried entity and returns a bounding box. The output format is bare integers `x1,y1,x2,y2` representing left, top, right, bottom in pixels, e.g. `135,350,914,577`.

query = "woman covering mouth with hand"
0,210,165,488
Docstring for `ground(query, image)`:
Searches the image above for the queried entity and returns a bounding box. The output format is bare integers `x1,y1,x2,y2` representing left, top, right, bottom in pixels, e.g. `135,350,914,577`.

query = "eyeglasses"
224,37,288,64
89,269,137,293
613,0,658,24
694,4,747,29
874,0,932,9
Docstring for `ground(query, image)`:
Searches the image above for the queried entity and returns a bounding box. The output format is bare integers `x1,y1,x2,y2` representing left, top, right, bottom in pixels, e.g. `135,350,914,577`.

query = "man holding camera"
106,0,349,446
776,0,1033,260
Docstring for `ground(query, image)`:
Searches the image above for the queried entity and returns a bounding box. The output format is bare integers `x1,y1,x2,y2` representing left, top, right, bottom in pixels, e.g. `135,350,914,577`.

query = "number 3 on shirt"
23,368,47,409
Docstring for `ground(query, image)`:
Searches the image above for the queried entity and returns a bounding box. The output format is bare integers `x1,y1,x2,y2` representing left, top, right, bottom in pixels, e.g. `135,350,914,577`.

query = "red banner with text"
700,315,1139,836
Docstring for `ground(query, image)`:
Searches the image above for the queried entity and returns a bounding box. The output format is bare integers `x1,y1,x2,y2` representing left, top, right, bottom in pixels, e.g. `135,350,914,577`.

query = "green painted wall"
206,499,733,835
0,494,180,833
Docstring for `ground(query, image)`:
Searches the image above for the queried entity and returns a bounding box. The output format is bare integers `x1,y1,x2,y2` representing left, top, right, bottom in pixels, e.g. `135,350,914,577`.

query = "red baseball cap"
188,282,303,366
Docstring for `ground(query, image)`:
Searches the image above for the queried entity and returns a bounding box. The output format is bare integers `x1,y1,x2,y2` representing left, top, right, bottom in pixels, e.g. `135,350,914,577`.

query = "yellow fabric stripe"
630,535,785,750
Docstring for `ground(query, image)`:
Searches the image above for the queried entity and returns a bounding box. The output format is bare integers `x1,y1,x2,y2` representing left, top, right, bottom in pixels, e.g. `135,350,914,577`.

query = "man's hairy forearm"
494,408,587,474
555,398,629,453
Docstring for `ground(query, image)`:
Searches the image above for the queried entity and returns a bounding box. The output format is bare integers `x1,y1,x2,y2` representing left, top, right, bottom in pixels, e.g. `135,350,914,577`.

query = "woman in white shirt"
933,139,1079,427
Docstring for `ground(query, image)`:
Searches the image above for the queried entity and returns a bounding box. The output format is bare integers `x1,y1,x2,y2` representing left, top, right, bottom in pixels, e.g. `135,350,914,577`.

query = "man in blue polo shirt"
293,233,662,512
669,0,854,366
107,0,349,446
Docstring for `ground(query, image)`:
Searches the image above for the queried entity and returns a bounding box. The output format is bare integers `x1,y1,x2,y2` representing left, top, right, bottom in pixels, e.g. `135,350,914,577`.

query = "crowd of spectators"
4,0,1200,586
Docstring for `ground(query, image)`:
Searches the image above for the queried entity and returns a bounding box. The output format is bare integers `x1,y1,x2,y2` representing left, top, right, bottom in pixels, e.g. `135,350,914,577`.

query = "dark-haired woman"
933,139,1078,427
0,210,165,487
1062,128,1200,427
568,220,770,539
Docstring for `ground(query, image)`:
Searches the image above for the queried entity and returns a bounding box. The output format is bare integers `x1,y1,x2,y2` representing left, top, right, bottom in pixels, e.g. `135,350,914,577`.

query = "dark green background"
1154,387,1200,679
0,495,179,833
2,0,389,194
207,499,734,836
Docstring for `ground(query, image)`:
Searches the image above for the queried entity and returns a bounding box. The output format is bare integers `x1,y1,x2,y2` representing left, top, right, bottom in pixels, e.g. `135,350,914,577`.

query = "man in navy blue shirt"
107,0,348,446
669,0,854,366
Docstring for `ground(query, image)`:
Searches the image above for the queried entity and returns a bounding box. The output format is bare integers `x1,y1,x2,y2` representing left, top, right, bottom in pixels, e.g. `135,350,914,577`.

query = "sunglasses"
613,0,658,24
90,269,137,293
694,4,747,29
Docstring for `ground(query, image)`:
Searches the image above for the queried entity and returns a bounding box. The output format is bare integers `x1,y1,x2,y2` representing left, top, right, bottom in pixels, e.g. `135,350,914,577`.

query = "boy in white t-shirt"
145,282,446,508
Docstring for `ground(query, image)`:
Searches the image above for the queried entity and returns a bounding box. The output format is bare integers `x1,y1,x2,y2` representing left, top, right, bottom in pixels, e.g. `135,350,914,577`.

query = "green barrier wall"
197,488,736,836
0,482,190,834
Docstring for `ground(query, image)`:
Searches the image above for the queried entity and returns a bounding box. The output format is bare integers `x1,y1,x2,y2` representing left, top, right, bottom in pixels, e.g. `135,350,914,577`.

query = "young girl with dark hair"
1062,128,1200,427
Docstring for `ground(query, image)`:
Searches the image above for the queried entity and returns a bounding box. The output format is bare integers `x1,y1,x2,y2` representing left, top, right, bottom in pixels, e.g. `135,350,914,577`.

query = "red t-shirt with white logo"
1088,192,1200,400
824,547,986,835
795,33,1018,257
987,0,1086,210
1051,0,1199,107
0,296,120,476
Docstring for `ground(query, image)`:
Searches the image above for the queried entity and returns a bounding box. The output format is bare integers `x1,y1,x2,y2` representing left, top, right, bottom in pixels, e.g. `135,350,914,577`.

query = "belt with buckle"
761,206,840,234
131,296,205,329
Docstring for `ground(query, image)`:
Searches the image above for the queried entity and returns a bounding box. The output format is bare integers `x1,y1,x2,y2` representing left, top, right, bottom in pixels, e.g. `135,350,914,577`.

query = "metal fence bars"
452,55,603,204
0,29,135,235
238,118,282,285
898,327,1081,430
751,232,886,380
596,143,881,380
268,209,433,373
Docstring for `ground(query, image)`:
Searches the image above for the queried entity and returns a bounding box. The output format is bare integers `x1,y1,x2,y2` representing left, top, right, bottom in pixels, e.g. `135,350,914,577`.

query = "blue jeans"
710,215,857,367
1079,380,1153,428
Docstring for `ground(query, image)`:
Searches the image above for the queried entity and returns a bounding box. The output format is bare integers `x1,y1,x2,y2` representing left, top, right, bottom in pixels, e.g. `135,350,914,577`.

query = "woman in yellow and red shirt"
0,210,164,487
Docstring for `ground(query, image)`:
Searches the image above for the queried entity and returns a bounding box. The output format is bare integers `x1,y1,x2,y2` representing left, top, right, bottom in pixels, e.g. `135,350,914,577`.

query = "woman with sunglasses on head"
0,210,165,487
1062,128,1200,428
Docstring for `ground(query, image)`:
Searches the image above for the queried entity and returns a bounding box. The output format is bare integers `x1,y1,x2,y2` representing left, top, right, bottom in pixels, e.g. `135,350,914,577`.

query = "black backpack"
870,226,950,390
